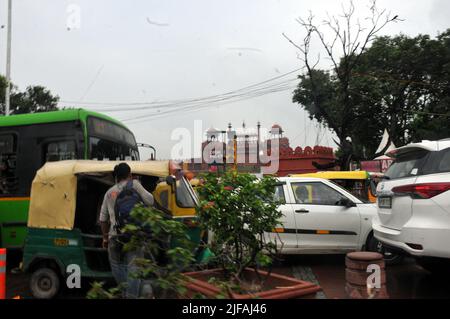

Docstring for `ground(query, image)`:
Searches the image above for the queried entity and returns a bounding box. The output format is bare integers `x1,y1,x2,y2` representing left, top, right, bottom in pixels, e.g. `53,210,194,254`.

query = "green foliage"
87,205,195,299
351,31,450,147
0,75,59,115
196,171,282,281
294,70,338,126
207,277,242,298
86,282,123,299
294,30,450,161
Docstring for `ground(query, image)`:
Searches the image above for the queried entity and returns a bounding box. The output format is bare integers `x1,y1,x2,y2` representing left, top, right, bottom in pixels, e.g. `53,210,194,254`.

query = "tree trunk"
339,139,353,171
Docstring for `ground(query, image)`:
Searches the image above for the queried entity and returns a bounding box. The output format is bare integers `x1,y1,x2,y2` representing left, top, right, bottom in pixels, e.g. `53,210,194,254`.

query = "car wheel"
367,236,403,265
30,267,61,299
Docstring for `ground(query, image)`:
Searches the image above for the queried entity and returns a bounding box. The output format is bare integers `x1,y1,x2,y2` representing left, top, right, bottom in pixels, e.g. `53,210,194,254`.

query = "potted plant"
184,171,321,299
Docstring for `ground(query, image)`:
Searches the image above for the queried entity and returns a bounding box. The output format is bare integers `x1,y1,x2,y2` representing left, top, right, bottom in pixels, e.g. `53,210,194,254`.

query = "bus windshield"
87,117,139,160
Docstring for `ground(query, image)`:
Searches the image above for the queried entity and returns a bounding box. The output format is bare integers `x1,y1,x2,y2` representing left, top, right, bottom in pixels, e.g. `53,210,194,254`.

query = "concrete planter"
183,268,321,299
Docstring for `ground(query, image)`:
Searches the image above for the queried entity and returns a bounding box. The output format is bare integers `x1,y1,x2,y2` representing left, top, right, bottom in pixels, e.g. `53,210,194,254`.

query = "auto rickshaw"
289,171,379,203
21,160,210,299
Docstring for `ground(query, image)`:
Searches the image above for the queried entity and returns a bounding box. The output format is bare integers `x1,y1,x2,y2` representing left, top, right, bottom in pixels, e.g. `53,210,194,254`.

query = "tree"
285,0,400,168
346,31,450,150
0,75,59,115
352,35,435,147
408,30,450,141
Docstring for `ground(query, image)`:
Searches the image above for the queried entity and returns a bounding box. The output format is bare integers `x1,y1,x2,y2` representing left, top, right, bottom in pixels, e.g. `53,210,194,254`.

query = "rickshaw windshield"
176,177,199,208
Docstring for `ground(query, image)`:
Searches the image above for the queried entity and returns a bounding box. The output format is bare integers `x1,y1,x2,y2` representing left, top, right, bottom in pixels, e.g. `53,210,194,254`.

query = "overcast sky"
0,0,449,159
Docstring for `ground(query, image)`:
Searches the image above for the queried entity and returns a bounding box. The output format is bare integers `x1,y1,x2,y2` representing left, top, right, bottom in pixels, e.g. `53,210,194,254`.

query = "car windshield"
385,149,429,180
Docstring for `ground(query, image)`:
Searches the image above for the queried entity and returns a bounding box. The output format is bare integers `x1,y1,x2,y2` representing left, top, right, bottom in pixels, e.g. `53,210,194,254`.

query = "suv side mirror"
339,198,356,208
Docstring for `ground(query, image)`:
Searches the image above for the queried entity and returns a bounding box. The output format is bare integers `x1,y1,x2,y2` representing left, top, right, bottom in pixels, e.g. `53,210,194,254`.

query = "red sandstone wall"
275,146,336,176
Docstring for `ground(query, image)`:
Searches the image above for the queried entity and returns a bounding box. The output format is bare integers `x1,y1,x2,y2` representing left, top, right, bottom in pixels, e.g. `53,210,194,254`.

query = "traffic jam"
0,0,450,308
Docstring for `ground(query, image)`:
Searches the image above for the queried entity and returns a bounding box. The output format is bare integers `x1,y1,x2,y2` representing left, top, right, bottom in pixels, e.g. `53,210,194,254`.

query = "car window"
421,148,450,175
439,150,450,172
384,149,429,179
274,185,286,204
332,179,368,201
291,182,346,206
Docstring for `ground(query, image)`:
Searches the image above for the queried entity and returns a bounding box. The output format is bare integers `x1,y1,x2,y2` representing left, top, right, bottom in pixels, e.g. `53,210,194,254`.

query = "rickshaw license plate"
54,238,69,246
378,197,392,209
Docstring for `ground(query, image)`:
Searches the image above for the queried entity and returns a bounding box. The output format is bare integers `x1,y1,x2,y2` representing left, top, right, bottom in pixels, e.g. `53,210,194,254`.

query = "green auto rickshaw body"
22,160,209,297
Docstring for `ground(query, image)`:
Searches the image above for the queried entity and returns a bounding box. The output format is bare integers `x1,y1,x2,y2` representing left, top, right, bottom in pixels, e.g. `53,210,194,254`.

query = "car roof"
386,139,450,157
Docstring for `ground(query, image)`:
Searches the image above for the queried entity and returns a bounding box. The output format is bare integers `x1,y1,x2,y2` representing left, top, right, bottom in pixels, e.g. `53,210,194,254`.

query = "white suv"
373,139,450,271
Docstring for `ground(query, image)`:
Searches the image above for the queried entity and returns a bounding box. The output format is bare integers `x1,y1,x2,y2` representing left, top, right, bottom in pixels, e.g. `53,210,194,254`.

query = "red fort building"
184,122,336,176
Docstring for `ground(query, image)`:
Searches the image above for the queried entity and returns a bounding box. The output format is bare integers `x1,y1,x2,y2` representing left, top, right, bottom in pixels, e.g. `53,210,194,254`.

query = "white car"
372,139,450,271
267,177,385,257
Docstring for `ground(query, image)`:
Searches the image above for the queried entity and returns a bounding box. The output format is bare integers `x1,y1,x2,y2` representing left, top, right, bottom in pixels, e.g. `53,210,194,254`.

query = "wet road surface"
6,251,450,299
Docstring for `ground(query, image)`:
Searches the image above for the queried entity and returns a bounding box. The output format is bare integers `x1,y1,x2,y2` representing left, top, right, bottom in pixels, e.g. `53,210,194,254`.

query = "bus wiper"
382,175,391,180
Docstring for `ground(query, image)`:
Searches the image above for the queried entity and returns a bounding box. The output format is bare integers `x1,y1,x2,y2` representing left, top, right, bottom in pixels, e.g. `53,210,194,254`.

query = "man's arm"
100,222,110,247
133,180,155,207
99,194,110,248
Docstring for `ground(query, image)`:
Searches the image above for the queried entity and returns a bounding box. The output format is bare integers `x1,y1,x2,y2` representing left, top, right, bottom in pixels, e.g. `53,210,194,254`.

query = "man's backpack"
114,180,144,236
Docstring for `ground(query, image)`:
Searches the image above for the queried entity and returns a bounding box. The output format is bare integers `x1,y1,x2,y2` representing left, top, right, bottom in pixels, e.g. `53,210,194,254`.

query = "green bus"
0,109,139,249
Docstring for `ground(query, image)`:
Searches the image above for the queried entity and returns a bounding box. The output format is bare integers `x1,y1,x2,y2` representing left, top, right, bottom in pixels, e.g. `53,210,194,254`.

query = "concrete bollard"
0,248,6,299
345,251,389,299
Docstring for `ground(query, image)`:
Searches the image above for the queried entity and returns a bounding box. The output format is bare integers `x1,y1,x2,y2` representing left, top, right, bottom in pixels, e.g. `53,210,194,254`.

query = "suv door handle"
295,209,309,214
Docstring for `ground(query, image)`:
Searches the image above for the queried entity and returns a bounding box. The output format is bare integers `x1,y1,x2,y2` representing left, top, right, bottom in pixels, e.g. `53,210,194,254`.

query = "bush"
196,171,283,283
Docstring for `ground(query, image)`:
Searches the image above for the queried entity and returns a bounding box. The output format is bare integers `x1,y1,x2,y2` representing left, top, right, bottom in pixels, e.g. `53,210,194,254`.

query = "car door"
265,182,298,250
289,180,361,252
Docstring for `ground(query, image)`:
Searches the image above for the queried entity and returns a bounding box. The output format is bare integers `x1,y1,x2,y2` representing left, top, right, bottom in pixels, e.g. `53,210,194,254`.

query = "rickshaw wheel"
30,267,61,299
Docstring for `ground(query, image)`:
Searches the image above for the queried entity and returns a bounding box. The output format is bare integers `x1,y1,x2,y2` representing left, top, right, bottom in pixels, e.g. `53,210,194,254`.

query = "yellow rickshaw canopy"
290,171,370,180
27,160,170,230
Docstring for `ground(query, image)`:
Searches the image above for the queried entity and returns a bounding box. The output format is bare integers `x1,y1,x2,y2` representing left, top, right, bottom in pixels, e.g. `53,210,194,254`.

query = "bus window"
45,140,76,162
0,134,18,195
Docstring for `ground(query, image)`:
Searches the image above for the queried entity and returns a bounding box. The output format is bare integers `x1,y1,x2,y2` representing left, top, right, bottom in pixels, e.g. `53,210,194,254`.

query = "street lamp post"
5,0,12,116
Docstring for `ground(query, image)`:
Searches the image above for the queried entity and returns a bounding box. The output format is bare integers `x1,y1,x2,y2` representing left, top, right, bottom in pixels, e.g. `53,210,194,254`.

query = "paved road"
6,251,450,299
272,254,450,299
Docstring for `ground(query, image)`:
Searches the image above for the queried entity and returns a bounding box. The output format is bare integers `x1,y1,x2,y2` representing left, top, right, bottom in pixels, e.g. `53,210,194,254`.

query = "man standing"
99,163,155,298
